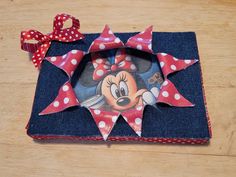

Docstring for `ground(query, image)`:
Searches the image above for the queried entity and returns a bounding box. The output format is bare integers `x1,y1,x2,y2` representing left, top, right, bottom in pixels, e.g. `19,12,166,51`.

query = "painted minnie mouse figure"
91,48,156,112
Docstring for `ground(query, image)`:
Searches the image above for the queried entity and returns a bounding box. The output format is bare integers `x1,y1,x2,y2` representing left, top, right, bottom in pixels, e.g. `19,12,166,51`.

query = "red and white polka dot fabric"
89,105,144,140
39,50,85,115
121,105,144,137
91,48,136,81
39,81,79,115
89,109,120,140
126,26,153,53
88,25,124,53
157,79,194,107
30,134,209,144
45,50,85,78
157,53,198,77
156,53,198,107
20,13,84,68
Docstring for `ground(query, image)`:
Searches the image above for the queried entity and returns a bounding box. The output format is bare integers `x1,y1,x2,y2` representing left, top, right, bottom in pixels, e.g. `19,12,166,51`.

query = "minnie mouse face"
75,48,157,111
101,70,146,111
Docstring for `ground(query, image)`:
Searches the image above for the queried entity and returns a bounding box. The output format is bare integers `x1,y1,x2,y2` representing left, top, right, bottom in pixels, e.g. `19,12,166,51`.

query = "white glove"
142,91,156,105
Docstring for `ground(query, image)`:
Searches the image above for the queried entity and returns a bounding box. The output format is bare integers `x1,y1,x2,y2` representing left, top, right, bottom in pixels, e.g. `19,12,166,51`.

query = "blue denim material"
27,32,210,139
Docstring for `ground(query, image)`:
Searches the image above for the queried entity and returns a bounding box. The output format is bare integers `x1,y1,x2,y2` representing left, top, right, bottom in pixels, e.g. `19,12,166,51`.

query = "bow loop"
20,30,49,53
20,13,84,68
92,49,137,81
52,13,84,42
53,14,80,31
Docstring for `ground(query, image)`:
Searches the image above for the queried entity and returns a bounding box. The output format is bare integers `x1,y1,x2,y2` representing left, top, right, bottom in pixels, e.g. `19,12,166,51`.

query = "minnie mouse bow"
91,49,137,81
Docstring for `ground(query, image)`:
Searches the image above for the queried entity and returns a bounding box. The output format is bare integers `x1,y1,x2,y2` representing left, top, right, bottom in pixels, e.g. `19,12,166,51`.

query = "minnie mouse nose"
111,64,118,71
117,97,130,106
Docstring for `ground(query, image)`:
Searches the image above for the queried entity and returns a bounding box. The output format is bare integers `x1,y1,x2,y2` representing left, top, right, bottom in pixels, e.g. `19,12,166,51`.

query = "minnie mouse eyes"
119,81,128,96
107,72,129,99
110,84,120,99
110,81,129,99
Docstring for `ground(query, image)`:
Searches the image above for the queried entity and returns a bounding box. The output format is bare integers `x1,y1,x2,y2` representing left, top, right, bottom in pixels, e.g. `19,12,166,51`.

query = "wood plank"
0,144,236,177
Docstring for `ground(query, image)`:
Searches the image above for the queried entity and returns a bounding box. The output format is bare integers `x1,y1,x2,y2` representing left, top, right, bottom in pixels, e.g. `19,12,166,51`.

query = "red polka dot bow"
20,13,84,68
91,48,136,81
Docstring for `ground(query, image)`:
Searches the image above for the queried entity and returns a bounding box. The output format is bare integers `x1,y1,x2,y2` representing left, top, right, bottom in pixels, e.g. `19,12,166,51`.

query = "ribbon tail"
31,42,51,68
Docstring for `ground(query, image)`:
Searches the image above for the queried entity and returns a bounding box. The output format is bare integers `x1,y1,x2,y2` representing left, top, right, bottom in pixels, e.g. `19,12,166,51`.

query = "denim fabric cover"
27,32,210,139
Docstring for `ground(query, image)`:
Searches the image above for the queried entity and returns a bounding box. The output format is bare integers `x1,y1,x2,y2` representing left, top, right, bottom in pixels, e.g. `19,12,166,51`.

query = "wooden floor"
0,0,236,177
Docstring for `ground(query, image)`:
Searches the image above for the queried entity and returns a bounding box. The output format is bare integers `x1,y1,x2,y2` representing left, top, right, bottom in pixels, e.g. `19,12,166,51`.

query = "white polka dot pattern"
88,102,145,140
156,53,198,78
20,13,84,68
89,108,120,140
88,25,124,53
158,79,194,107
91,48,137,81
156,52,198,106
125,26,153,53
39,81,79,115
